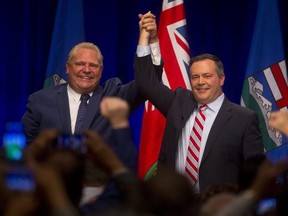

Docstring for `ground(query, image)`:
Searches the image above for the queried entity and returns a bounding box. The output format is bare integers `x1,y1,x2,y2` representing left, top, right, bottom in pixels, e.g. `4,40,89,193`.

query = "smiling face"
66,46,103,94
190,58,225,104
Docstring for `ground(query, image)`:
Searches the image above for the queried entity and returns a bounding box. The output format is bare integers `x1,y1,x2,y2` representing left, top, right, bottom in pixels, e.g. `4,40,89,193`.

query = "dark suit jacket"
22,77,149,214
21,78,144,145
134,55,264,195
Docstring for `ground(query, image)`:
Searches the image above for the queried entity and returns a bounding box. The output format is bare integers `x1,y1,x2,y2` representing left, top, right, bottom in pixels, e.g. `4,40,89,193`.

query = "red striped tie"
185,104,207,184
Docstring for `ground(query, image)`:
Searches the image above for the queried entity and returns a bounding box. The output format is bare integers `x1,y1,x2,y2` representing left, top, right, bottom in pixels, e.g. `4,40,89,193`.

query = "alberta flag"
241,0,288,151
44,0,85,88
138,0,191,179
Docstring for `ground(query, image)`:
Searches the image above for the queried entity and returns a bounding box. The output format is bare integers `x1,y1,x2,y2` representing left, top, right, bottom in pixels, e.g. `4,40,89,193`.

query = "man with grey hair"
21,11,160,213
22,41,160,148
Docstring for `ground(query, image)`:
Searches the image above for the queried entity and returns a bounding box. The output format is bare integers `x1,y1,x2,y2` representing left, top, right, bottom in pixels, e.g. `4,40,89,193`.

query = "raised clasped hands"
138,11,158,45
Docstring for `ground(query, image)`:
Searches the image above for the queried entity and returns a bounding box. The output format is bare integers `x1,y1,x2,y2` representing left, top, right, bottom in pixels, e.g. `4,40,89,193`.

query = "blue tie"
74,94,90,135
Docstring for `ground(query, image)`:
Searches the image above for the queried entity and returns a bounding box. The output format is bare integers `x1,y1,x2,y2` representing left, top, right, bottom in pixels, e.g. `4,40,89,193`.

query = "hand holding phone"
5,165,35,192
2,122,27,162
256,198,277,215
57,134,87,154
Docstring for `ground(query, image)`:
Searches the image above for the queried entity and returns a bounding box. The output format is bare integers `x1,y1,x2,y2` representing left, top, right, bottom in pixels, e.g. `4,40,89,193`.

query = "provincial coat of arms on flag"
241,0,288,152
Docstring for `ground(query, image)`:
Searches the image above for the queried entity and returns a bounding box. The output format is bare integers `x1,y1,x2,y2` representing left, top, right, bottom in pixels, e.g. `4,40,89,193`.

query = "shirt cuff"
150,41,161,65
136,45,151,57
136,42,161,66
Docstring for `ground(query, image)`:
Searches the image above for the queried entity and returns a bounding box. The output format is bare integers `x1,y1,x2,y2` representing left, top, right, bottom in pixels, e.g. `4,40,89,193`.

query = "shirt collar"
198,93,225,113
67,85,93,102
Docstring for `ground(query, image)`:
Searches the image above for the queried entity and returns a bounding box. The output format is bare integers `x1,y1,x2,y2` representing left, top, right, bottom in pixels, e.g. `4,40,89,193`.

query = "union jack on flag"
138,0,191,179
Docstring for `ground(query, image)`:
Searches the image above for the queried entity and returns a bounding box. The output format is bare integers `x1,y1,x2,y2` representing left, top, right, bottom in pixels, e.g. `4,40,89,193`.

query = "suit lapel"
56,85,72,134
83,86,103,130
179,93,198,128
201,99,232,163
171,93,197,162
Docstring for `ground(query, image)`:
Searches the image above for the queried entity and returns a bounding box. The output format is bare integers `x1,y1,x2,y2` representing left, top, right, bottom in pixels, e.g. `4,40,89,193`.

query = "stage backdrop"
0,0,287,149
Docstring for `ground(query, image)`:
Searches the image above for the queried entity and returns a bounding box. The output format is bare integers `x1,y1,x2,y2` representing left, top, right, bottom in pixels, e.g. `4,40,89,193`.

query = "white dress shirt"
176,93,225,193
67,85,92,134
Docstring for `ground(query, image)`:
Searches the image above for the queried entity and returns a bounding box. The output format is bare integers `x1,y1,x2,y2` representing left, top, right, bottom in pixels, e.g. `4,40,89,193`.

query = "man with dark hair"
135,12,264,199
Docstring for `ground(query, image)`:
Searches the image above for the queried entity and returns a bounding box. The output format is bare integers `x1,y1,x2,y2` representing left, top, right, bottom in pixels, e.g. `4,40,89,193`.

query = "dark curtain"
0,0,287,147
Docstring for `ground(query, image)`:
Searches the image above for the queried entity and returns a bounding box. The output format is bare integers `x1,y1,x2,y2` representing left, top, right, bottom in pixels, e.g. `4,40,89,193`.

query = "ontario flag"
241,0,288,152
138,0,191,179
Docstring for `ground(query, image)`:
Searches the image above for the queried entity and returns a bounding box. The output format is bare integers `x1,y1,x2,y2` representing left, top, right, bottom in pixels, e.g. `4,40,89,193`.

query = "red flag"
138,0,191,179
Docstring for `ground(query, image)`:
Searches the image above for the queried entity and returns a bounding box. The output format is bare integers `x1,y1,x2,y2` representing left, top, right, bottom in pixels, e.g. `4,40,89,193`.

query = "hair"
200,193,237,216
48,149,85,206
189,53,224,77
67,42,103,66
201,183,239,203
83,158,109,187
143,165,197,216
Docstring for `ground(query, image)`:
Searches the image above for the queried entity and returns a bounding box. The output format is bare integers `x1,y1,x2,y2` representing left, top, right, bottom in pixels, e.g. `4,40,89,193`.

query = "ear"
220,75,225,86
65,62,70,74
99,65,104,77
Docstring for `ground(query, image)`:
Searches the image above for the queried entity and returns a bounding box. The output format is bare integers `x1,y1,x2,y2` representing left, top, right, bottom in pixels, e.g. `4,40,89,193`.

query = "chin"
197,99,208,104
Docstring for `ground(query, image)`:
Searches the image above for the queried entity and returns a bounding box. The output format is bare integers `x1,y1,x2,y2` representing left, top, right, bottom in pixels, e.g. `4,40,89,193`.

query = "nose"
198,76,205,85
83,64,91,73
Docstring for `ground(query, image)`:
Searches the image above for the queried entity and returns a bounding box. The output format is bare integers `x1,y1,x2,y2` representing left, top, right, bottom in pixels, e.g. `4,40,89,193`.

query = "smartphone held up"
1,122,35,192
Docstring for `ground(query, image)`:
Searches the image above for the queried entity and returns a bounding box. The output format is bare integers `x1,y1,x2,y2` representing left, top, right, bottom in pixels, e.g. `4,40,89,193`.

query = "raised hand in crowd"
100,97,130,129
2,129,81,216
84,130,127,177
269,110,288,136
214,158,288,216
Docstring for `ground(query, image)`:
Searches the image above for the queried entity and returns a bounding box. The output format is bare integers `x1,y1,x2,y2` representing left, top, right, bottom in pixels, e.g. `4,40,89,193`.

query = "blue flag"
241,0,288,151
44,0,85,87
